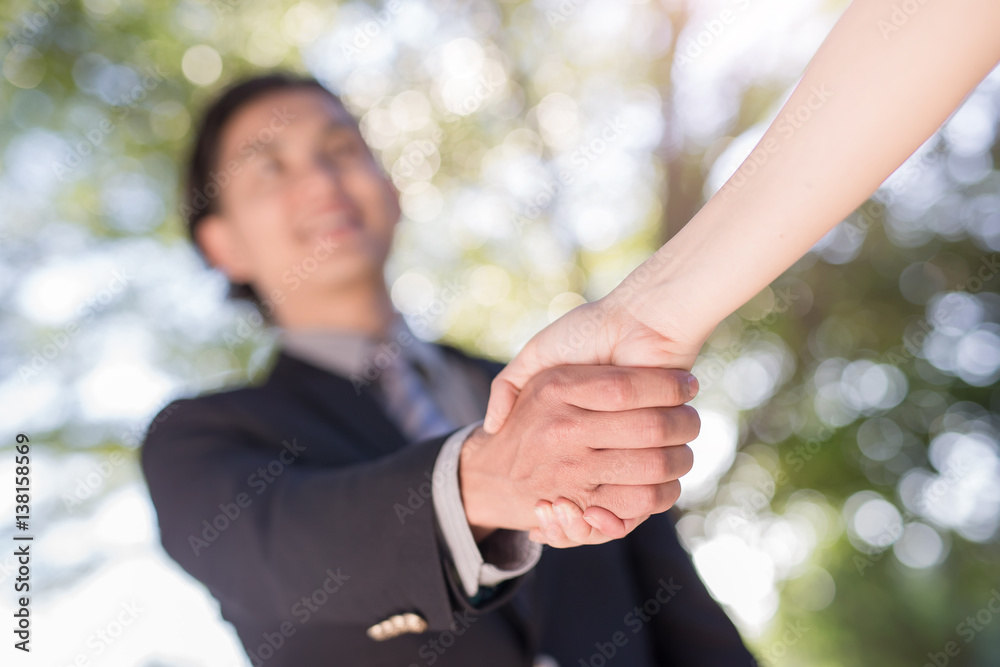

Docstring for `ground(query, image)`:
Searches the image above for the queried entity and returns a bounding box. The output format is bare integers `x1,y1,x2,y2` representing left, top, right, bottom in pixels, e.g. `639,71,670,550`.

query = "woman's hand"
484,289,707,435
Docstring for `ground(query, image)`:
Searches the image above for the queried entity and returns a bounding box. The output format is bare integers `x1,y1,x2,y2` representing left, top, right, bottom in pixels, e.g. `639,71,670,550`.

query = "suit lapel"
267,348,539,651
267,351,410,458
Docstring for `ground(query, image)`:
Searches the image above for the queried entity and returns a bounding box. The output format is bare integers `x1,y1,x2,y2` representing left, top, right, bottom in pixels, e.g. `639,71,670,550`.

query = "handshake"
459,366,699,549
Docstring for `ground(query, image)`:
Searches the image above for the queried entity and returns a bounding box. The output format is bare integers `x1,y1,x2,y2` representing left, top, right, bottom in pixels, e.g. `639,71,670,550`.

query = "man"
140,72,757,666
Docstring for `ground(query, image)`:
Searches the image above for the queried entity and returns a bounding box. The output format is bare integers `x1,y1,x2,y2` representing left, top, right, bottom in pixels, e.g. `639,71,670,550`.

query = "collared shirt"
277,316,542,598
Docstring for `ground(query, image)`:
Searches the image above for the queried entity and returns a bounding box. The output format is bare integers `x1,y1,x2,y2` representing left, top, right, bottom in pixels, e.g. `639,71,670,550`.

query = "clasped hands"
458,294,710,548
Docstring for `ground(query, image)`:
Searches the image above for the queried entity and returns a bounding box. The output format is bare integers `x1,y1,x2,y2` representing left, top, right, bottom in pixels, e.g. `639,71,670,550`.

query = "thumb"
484,326,553,433
483,374,519,434
581,506,628,540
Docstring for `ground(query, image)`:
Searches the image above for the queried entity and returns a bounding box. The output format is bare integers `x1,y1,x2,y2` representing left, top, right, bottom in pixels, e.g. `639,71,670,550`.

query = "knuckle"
662,376,684,405
641,452,671,483
602,371,635,409
534,370,569,402
546,415,578,445
554,454,586,487
628,485,660,517
576,487,601,512
635,410,668,445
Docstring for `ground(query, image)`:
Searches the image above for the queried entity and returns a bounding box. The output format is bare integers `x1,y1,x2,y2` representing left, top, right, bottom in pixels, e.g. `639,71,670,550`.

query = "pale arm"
486,0,1000,543
627,0,1000,345
486,0,1000,437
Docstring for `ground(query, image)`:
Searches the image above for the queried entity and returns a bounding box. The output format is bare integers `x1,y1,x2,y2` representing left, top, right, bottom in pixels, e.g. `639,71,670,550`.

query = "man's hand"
458,365,699,548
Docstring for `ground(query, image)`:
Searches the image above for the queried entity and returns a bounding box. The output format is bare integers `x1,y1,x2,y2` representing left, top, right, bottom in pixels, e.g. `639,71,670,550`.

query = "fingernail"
686,374,699,399
583,515,601,531
534,506,548,527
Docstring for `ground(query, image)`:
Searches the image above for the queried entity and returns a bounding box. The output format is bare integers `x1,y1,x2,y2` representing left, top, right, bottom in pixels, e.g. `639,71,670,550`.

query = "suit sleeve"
140,396,525,632
625,511,759,666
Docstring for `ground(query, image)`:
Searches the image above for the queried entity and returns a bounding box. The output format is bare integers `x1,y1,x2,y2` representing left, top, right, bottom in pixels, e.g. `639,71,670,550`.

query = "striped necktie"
375,352,456,443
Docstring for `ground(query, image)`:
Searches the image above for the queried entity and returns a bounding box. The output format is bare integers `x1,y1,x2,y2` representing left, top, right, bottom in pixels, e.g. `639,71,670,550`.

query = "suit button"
533,654,559,667
366,613,428,641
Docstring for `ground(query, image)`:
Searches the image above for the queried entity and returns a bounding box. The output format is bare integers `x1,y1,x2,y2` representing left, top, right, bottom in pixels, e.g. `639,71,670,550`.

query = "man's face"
199,87,400,306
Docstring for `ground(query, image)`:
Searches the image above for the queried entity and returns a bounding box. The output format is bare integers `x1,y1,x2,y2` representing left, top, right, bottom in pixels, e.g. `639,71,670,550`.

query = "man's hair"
182,72,348,318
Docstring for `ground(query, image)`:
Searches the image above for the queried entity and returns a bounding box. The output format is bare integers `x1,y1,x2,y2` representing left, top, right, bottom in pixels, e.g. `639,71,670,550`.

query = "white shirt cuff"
432,421,543,598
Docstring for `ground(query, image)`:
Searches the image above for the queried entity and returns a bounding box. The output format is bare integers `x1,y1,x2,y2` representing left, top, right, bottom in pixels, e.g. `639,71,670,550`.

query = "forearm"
142,400,495,631
619,0,1000,340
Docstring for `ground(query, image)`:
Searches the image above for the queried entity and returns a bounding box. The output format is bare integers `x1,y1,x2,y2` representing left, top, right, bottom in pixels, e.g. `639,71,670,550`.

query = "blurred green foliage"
2,1,999,665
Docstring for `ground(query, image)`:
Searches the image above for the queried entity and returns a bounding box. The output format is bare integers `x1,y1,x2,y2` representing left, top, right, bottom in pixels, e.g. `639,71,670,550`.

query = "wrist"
604,250,715,352
458,426,505,540
608,251,684,331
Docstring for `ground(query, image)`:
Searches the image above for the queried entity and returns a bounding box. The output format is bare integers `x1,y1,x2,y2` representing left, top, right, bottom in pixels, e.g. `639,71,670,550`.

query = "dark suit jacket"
140,345,758,666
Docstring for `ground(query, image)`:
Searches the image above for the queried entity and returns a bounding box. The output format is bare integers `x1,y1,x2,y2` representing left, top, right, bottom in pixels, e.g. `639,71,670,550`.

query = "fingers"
532,366,699,413
487,364,700,435
567,405,700,451
554,497,608,543
577,505,627,540
531,500,593,548
529,499,652,547
586,480,683,521
588,444,694,485
531,499,617,548
581,506,650,540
